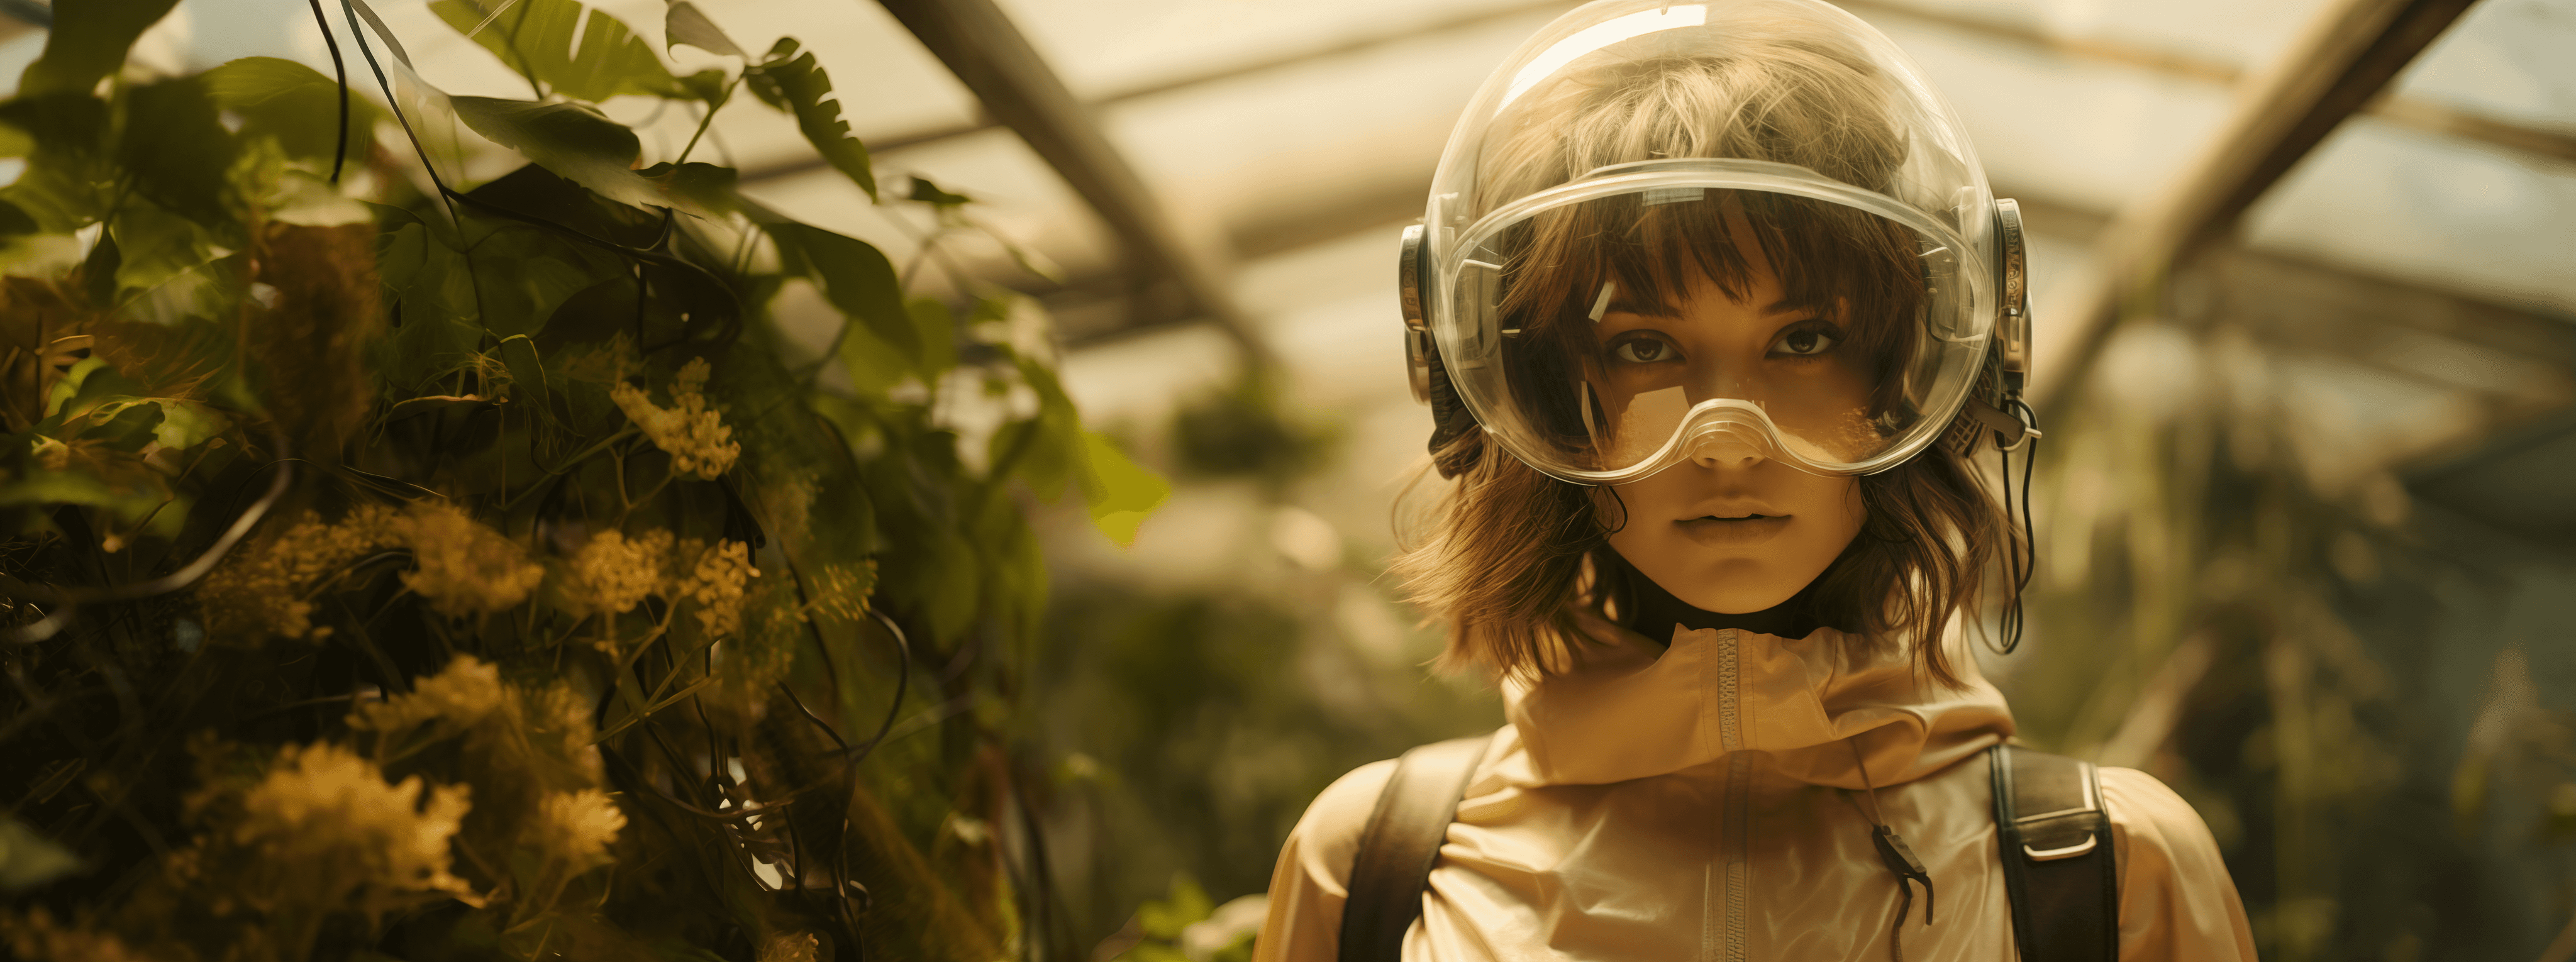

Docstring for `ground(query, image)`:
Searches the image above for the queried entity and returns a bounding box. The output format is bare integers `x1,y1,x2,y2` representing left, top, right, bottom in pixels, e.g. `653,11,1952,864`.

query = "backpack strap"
1338,735,1491,962
1989,744,2120,961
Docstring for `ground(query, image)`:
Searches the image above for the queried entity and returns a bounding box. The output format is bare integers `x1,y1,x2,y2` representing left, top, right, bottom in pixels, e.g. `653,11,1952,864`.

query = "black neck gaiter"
1606,550,1830,644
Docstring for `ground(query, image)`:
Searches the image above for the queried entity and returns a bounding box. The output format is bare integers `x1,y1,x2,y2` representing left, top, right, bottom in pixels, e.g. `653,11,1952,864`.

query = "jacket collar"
1500,612,2013,788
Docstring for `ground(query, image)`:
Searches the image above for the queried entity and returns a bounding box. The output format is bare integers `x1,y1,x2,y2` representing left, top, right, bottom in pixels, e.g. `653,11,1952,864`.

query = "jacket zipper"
1715,629,1750,962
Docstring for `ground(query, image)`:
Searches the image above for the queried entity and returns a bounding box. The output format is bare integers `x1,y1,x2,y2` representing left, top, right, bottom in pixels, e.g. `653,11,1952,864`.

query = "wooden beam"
2030,0,2482,415
872,0,1270,365
767,0,2569,183
1838,0,2575,169
751,0,1580,180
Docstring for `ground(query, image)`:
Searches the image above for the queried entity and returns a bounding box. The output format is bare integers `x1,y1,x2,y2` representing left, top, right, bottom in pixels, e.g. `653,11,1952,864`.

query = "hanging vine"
0,1,1165,959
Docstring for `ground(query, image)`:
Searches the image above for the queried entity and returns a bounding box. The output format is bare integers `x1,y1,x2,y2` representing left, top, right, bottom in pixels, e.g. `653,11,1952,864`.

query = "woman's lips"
1673,514,1790,547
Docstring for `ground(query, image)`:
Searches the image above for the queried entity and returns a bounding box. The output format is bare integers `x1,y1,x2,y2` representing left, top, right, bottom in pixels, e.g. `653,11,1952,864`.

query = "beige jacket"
1253,617,2257,961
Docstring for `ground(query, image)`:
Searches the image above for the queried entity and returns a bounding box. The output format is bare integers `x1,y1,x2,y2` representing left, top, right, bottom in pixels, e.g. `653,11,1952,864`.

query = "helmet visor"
1436,172,1990,482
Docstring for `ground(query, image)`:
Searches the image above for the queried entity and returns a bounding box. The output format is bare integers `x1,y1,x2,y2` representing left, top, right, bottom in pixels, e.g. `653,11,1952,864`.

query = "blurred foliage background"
0,0,2570,961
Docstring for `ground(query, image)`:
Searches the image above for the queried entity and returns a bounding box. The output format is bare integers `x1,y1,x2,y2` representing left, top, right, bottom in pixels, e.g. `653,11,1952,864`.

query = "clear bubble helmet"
1398,0,2034,484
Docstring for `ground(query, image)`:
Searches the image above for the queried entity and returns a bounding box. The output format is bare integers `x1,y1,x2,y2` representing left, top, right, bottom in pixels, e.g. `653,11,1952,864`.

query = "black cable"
4,433,296,644
304,0,351,184
1999,441,2018,655
1993,401,2041,655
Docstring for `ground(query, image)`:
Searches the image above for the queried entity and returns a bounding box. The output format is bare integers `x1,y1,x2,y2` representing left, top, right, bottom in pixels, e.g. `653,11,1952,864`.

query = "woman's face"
1591,243,1868,615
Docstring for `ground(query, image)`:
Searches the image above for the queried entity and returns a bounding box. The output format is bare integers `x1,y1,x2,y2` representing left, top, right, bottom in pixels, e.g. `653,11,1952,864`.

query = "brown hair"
1393,40,2013,686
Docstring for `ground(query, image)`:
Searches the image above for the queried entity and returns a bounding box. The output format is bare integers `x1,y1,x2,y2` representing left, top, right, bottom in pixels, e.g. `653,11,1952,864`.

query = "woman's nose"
1685,428,1768,471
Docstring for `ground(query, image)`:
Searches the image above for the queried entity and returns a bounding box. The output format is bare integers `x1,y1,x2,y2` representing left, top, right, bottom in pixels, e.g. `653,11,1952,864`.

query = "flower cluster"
197,502,550,643
226,743,477,916
196,504,402,642
760,932,820,962
611,358,740,479
348,655,505,737
682,539,760,638
0,910,148,962
559,528,675,617
397,503,546,617
529,788,625,873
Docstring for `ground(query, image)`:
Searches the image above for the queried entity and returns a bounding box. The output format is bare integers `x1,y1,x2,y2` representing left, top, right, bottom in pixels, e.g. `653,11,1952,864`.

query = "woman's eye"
1612,338,1677,363
1773,329,1837,356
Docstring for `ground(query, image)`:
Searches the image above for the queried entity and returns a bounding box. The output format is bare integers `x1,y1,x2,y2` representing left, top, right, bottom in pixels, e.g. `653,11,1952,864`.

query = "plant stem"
675,79,741,167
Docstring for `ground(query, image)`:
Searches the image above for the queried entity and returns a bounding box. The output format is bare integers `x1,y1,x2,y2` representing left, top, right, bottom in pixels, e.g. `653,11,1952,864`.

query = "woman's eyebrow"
1602,296,1677,318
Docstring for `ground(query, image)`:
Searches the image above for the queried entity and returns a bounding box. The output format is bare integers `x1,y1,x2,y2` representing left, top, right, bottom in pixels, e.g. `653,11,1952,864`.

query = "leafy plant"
0,1,1164,959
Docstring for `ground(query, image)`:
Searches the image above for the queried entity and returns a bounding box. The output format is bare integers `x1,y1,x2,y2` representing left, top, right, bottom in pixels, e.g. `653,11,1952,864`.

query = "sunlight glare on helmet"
1502,4,1710,107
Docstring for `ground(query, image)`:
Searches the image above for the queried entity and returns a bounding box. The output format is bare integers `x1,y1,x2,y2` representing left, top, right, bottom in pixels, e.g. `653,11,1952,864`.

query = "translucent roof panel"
2389,0,2576,131
1872,0,2340,69
2245,0,2576,318
994,0,1577,99
2245,122,2576,318
1849,11,2236,214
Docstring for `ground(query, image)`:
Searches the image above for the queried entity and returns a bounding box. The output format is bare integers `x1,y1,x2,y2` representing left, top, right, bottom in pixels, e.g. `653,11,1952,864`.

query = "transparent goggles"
1413,161,2002,482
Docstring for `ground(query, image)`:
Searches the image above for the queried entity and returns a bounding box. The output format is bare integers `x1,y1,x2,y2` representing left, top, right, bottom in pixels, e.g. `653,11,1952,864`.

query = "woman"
1253,1,2255,959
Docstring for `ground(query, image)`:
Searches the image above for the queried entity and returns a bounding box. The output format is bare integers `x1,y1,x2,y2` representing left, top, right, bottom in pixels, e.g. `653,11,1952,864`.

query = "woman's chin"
1657,560,1811,614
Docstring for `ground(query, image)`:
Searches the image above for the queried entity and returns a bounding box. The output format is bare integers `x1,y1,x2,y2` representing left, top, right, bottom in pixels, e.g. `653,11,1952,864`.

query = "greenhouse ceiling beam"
2029,0,2481,416
751,0,2568,183
1835,0,2575,169
872,0,1270,365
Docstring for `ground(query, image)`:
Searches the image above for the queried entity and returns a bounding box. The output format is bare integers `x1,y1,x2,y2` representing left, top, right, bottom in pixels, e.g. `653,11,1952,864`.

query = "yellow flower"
348,655,505,736
611,358,740,480
560,528,674,617
528,680,604,778
530,788,625,872
397,503,545,617
758,932,819,962
197,504,401,643
230,743,476,913
680,539,759,638
0,909,147,962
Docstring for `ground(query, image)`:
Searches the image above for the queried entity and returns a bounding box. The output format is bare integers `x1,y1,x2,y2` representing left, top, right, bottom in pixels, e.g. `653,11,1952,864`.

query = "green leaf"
744,39,874,200
431,0,682,102
1135,874,1214,937
907,175,972,209
372,213,487,390
108,198,219,294
0,815,80,891
118,78,239,232
204,57,381,164
992,343,1168,544
142,399,230,450
909,296,958,382
1122,946,1192,962
77,397,230,451
0,94,112,233
639,161,741,216
468,239,603,339
835,304,911,397
766,223,914,371
675,69,730,108
1079,430,1168,548
495,334,565,428
664,2,747,60
450,96,660,210
467,162,664,247
17,0,181,97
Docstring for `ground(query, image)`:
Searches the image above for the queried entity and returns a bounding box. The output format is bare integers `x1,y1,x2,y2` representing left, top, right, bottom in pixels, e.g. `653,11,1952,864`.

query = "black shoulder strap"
1989,744,2120,961
1338,736,1491,962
